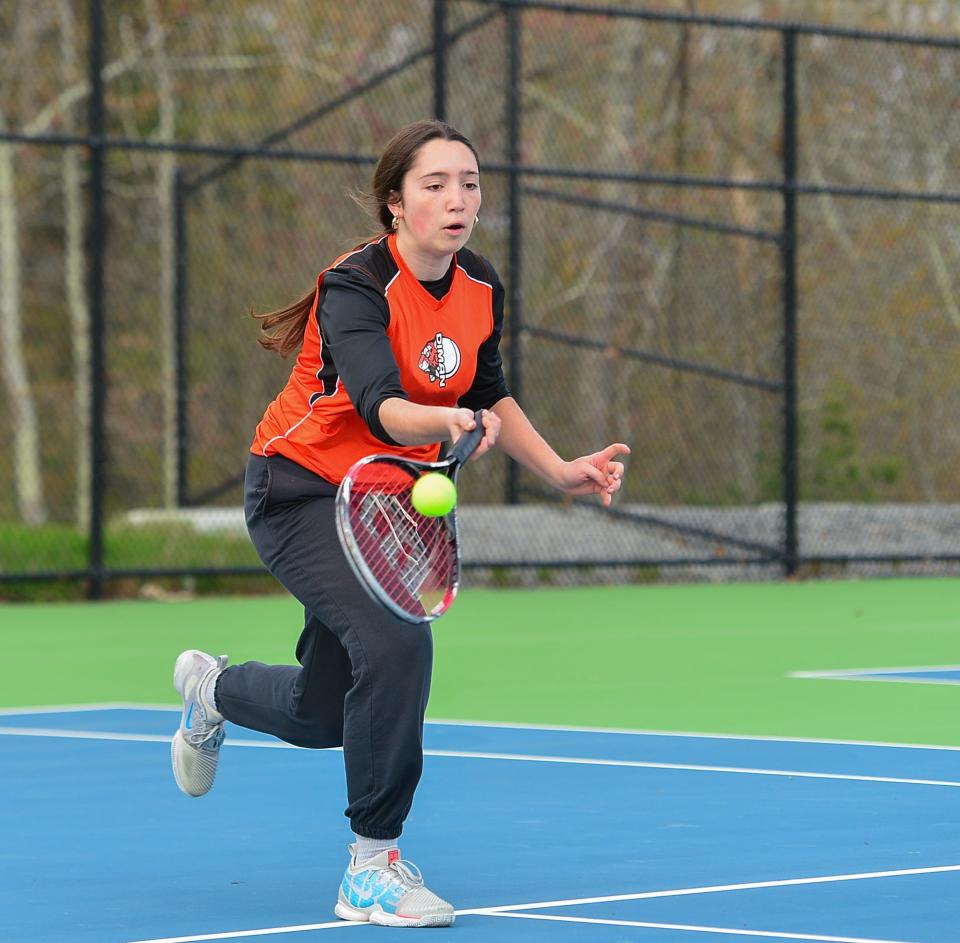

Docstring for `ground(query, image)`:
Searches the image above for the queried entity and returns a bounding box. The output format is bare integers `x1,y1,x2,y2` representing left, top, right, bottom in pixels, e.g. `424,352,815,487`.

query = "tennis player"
170,119,629,927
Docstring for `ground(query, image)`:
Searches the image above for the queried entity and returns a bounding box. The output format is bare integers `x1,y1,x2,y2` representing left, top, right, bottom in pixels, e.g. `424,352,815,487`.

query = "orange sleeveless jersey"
251,234,496,484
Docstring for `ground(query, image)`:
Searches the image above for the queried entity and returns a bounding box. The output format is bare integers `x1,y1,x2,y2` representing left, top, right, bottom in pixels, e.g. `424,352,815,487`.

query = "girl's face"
389,138,481,262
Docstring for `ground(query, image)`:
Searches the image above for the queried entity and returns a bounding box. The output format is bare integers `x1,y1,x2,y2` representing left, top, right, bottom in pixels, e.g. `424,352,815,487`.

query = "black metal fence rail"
1,0,958,597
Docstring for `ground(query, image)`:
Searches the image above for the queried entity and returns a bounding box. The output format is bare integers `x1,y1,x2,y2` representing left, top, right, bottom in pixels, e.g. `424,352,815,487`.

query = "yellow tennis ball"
411,472,457,517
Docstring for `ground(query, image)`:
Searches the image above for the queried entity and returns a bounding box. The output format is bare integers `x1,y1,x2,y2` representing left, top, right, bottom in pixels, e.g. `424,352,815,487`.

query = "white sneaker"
334,843,455,928
171,650,227,797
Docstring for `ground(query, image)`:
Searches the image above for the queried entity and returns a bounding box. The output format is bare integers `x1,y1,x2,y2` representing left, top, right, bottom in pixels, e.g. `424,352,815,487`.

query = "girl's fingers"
581,463,607,487
600,442,631,463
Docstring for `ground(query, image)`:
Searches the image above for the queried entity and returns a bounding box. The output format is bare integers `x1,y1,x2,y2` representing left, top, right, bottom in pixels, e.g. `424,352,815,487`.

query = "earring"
474,215,479,225
392,216,400,230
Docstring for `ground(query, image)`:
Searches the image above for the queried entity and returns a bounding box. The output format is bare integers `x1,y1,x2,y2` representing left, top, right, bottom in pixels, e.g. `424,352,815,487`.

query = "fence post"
87,0,106,599
781,28,799,576
174,170,189,507
505,4,523,504
433,0,447,121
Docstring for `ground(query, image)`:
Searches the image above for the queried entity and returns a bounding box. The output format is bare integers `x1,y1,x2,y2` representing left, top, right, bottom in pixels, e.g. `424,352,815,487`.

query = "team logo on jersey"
418,332,461,388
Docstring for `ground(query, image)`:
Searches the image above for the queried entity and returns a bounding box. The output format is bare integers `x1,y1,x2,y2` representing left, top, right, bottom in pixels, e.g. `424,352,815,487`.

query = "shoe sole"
334,901,454,928
171,729,209,798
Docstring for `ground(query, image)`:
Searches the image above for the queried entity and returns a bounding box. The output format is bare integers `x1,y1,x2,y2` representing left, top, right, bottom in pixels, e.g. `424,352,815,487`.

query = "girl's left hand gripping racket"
335,411,486,624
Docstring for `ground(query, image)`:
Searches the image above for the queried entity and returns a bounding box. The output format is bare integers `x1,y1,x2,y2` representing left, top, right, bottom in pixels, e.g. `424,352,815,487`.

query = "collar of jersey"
388,233,457,311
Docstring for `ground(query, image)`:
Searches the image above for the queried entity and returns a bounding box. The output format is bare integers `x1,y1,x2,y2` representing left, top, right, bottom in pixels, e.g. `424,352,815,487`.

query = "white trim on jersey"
260,405,317,456
456,264,493,290
383,270,401,295
339,233,389,266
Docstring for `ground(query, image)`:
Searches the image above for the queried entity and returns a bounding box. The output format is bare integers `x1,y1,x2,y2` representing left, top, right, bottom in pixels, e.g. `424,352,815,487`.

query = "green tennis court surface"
3,577,958,746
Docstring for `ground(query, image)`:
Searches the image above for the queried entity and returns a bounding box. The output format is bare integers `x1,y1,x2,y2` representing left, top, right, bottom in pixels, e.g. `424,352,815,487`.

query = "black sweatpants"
215,453,434,840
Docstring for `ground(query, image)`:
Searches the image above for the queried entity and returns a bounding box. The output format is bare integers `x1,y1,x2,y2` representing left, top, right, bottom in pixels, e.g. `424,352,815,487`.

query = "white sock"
199,667,223,723
354,835,399,866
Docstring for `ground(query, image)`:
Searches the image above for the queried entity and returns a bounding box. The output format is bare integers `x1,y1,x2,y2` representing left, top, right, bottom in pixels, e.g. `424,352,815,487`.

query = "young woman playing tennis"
170,119,629,927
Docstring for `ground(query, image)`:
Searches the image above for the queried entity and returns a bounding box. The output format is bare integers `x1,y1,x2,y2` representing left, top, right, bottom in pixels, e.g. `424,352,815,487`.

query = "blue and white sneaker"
171,649,227,797
334,843,455,927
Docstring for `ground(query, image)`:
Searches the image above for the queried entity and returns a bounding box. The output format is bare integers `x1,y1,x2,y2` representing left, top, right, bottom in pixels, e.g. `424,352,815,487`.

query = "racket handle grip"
449,409,486,466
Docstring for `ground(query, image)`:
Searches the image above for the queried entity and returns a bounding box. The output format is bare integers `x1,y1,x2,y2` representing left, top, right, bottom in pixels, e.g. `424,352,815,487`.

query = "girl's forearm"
491,397,565,487
378,397,457,446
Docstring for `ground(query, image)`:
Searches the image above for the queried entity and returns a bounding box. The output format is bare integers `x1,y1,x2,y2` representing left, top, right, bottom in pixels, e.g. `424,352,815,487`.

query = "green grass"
103,524,259,568
0,521,258,568
0,521,260,601
2,577,959,746
0,521,88,570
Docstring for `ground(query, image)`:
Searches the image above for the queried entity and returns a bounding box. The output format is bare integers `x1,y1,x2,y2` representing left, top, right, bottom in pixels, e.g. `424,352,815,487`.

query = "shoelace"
387,859,424,890
185,709,225,751
182,661,225,752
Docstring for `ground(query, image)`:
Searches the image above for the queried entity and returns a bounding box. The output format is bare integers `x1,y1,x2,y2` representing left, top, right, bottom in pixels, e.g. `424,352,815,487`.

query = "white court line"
797,678,960,687
459,863,960,914
2,703,960,752
0,727,296,749
487,911,914,943
0,703,185,715
794,665,960,678
2,726,959,787
423,748,960,788
125,920,355,942
124,864,960,943
0,702,146,715
792,666,960,686
430,717,960,753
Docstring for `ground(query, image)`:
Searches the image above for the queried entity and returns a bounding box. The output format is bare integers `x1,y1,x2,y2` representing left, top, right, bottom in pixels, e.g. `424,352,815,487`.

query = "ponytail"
252,289,316,358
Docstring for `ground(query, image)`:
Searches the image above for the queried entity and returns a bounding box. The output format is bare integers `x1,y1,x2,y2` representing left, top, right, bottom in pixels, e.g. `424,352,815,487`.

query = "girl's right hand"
448,408,500,461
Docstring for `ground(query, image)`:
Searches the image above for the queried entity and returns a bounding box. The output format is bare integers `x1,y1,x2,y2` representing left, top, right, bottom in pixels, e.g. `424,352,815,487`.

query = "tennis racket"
335,410,486,624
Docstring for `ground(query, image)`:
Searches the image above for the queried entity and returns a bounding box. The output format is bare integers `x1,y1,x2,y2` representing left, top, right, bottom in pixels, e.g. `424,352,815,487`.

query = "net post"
86,0,107,599
433,0,447,121
174,169,190,507
780,28,799,576
505,3,523,505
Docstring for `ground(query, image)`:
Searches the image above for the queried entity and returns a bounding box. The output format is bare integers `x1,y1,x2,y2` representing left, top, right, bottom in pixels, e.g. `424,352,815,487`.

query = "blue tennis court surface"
2,707,959,943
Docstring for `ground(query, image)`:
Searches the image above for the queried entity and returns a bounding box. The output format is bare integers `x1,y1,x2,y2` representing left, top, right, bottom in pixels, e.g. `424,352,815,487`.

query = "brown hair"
253,119,479,357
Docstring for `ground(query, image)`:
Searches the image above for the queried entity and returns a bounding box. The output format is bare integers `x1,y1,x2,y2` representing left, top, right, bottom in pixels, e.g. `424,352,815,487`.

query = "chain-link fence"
1,1,959,599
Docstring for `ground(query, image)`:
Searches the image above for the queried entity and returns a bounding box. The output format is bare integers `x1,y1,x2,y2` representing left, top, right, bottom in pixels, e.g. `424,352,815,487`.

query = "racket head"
336,455,462,624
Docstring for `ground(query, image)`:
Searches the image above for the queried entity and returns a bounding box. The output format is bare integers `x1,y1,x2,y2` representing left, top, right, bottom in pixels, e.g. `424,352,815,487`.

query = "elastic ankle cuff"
351,821,401,841
200,667,224,722
211,668,225,715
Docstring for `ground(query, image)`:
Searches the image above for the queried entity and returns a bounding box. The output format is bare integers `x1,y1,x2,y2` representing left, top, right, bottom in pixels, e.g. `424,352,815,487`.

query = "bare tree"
0,0,49,529
0,108,47,525
140,0,180,509
57,0,92,530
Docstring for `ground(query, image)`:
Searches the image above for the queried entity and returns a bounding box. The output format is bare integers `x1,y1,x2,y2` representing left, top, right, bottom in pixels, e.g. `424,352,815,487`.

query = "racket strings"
358,493,431,596
347,462,457,619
